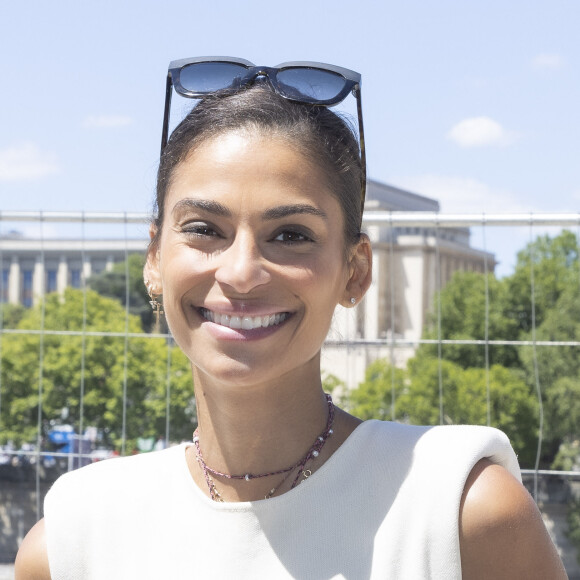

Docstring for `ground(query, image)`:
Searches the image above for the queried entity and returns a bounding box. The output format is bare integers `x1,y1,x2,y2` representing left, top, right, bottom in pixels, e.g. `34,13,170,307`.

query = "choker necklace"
193,393,335,501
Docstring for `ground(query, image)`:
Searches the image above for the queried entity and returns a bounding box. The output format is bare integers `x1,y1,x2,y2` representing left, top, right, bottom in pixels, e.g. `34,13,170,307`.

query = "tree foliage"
351,230,579,469
504,230,579,334
347,357,538,466
347,359,406,421
417,230,580,466
87,253,159,332
0,288,194,451
419,271,520,368
0,303,26,329
517,283,580,459
321,371,348,408
405,357,537,466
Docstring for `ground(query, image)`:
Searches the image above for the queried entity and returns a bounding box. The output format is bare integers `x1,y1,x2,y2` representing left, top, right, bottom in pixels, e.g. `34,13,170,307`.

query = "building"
1,180,495,387
0,233,146,307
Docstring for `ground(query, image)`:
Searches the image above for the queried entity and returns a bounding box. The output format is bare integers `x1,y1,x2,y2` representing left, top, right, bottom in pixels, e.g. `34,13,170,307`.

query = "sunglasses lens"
178,62,248,94
276,68,348,103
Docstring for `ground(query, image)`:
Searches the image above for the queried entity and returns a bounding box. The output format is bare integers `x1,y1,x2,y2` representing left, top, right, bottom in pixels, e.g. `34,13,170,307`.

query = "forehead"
165,131,341,215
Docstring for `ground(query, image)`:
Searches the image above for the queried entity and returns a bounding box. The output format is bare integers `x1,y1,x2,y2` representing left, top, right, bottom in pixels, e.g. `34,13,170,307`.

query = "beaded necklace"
193,393,335,501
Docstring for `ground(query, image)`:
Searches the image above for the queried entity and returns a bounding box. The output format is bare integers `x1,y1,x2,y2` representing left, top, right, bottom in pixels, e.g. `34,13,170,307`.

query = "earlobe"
143,255,162,296
342,233,372,307
143,225,163,293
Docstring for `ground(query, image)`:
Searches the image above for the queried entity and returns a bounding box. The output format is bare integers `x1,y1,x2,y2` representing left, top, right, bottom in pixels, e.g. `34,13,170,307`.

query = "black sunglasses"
161,57,366,212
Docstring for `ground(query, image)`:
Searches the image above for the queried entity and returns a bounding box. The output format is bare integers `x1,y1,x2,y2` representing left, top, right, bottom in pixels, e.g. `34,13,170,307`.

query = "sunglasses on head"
161,56,366,212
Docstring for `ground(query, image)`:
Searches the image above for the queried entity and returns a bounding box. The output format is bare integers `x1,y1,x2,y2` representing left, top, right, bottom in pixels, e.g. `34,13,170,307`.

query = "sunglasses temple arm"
354,86,367,221
160,73,173,156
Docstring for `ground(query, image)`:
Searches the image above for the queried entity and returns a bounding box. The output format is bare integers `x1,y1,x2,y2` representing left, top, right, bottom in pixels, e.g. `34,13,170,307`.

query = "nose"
214,231,271,294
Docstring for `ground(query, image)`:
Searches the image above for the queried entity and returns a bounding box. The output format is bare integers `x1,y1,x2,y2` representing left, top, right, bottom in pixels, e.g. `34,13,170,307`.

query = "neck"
192,364,330,477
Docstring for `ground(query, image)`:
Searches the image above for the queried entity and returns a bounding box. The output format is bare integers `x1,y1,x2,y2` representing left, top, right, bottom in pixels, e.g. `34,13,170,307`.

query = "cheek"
158,247,211,307
298,259,349,307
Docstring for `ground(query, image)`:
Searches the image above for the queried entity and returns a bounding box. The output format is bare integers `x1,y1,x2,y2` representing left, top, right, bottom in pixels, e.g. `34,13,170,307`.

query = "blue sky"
0,0,578,274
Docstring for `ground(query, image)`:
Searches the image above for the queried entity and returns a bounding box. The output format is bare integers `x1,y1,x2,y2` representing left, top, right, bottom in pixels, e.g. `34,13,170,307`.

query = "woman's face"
147,130,358,387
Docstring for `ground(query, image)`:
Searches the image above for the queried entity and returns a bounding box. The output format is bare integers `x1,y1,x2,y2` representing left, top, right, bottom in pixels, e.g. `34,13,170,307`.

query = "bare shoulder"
459,458,567,579
14,518,51,580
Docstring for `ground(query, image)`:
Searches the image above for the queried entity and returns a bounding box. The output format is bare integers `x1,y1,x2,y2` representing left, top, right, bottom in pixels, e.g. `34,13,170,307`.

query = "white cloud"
390,174,560,276
531,53,564,70
0,143,60,181
391,174,530,214
82,115,133,129
446,117,517,148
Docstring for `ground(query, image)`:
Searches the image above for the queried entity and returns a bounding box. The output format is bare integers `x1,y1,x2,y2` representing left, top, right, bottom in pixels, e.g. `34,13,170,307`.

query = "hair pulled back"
153,83,363,249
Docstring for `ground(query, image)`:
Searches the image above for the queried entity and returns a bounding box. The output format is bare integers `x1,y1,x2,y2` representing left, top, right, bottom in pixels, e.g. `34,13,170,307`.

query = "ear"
143,224,163,294
340,233,372,307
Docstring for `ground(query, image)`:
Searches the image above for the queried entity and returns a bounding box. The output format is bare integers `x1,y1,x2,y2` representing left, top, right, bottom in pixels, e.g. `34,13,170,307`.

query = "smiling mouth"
199,308,290,330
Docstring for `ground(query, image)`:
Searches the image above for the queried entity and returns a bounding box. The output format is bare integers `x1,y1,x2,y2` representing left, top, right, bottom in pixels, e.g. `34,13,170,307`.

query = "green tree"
0,303,26,329
347,359,406,421
504,230,579,334
0,288,194,451
402,357,537,466
419,231,579,366
348,356,538,467
519,285,580,461
88,253,157,331
520,285,580,381
420,271,520,369
552,439,580,472
321,371,348,408
413,230,579,467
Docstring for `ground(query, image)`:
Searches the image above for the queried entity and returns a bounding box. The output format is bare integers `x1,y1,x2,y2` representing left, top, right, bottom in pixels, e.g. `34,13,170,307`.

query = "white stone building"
0,234,146,307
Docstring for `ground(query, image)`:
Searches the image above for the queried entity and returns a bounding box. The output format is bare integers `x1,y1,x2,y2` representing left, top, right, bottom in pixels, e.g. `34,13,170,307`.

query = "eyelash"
180,223,315,245
272,229,314,244
181,223,221,238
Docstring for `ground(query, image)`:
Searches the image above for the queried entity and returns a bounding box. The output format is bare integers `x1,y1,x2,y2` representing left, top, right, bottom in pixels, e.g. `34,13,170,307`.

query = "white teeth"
200,309,288,330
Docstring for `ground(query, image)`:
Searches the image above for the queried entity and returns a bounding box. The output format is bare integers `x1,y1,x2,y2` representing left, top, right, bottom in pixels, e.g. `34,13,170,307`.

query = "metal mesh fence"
1,210,579,529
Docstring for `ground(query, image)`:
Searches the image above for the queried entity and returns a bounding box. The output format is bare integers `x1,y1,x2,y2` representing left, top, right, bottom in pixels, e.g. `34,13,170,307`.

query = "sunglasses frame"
160,56,366,217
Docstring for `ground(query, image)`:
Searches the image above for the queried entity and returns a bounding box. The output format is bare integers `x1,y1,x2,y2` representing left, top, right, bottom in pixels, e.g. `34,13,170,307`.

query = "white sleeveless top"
44,421,520,579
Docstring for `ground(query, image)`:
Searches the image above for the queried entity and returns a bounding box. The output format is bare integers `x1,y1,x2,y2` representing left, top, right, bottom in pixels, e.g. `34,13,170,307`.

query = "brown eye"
182,223,221,238
273,229,313,244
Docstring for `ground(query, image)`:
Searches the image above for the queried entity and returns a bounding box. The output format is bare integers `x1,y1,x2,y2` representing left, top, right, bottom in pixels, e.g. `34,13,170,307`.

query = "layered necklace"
192,393,335,501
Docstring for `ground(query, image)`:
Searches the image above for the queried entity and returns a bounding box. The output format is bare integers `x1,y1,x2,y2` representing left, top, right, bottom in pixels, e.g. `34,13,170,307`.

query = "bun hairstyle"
153,83,363,251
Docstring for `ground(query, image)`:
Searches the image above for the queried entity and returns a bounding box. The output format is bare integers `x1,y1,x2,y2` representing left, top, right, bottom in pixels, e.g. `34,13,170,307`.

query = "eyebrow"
172,199,328,221
172,198,232,217
261,204,328,221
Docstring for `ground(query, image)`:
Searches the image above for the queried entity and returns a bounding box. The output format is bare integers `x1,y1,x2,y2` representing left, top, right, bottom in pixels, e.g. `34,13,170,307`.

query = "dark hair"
152,83,363,249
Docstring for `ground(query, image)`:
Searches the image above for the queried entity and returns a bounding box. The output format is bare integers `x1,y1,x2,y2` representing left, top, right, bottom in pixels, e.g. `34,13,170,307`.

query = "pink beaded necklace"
193,393,335,501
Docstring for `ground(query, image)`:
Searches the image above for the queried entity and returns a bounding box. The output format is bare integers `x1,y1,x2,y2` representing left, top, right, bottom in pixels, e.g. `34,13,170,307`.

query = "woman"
16,58,566,579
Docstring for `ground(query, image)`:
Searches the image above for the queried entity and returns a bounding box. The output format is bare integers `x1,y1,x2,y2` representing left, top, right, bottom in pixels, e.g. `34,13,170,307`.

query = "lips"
199,308,290,330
